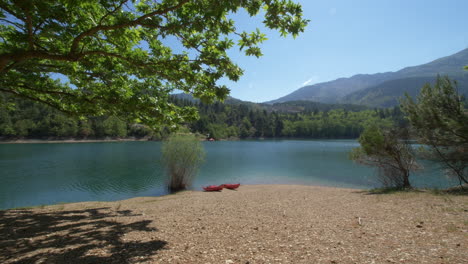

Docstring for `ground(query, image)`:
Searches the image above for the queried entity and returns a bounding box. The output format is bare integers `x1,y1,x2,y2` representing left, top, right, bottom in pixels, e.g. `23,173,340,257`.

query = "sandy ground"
1,185,467,264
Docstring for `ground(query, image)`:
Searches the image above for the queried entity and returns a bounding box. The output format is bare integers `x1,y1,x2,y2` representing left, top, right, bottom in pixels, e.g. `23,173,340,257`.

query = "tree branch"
0,18,23,29
0,50,81,72
0,2,26,22
98,0,129,25
23,6,34,50
70,0,190,54
0,87,74,114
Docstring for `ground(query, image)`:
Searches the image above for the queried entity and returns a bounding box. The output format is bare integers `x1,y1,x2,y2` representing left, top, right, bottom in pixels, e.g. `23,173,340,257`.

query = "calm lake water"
0,140,455,210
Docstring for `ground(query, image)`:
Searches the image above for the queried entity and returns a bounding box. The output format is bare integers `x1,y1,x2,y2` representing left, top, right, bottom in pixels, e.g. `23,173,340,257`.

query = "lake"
0,140,455,210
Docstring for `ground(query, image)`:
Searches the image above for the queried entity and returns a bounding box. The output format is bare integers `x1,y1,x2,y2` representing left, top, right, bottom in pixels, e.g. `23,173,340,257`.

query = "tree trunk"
403,171,411,188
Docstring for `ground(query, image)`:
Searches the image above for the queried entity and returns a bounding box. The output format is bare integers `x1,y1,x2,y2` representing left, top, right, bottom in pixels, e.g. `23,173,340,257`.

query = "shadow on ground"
0,207,166,264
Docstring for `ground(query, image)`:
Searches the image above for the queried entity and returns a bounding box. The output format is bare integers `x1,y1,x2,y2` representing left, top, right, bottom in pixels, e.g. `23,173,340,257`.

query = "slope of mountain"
341,75,468,107
173,93,370,113
261,101,369,113
173,93,249,105
268,48,468,106
267,72,394,104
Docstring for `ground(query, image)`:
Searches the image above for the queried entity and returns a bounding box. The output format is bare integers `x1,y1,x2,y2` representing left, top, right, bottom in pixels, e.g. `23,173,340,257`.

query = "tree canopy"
0,0,308,129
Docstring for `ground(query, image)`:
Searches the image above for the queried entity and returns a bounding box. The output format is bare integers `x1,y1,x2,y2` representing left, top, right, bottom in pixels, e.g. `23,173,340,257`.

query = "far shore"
0,137,361,144
0,138,223,144
0,138,153,144
1,184,466,263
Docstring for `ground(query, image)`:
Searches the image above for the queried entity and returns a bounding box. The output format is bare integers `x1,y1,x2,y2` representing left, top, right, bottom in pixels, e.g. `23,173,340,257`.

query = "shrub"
162,133,205,192
350,126,420,188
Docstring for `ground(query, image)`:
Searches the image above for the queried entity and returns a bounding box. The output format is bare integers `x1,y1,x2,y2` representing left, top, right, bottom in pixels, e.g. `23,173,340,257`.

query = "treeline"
177,97,405,139
0,98,155,139
0,96,405,140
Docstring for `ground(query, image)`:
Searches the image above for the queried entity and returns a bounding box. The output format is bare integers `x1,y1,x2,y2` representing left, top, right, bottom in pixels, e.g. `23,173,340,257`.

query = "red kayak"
203,185,223,192
221,183,240,190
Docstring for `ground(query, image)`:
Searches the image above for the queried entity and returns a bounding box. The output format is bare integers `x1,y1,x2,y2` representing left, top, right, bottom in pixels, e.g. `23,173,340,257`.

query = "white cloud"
329,7,337,16
301,76,319,87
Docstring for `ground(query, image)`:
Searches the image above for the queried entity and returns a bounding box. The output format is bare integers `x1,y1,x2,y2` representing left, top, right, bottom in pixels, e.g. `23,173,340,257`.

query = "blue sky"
221,0,468,103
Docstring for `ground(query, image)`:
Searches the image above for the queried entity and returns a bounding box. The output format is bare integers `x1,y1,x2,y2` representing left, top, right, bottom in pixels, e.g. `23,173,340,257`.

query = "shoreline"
0,137,360,144
1,184,466,263
0,138,152,144
4,184,465,211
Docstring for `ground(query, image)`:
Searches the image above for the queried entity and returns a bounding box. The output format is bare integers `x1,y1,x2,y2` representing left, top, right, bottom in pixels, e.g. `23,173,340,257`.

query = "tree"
0,0,308,130
161,133,205,191
401,75,468,185
103,116,128,137
350,126,420,188
0,109,15,136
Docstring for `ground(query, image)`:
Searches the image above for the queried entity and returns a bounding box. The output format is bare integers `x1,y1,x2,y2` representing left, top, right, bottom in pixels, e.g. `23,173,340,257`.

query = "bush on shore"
349,126,420,188
161,133,205,192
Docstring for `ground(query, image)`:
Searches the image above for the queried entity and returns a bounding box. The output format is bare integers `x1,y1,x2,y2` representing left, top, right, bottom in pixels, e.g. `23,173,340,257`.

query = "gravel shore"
1,185,467,264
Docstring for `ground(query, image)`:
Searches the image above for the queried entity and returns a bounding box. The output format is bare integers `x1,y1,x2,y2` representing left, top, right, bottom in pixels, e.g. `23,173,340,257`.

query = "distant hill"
172,93,250,105
341,74,468,107
267,72,395,104
173,93,370,113
261,101,369,113
268,48,468,107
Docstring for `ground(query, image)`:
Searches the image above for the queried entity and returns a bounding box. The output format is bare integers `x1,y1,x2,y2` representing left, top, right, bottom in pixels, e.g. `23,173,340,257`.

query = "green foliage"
102,116,127,138
183,96,400,139
350,126,419,188
0,0,308,130
78,120,94,138
13,119,35,137
0,96,153,139
267,101,370,112
401,75,468,185
161,133,205,191
1,96,404,140
356,125,385,155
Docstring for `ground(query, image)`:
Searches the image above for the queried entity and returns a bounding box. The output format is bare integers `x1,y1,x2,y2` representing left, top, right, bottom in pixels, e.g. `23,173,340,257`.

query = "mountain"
341,75,468,107
261,101,369,113
267,72,395,104
173,93,248,105
268,48,468,106
172,93,369,113
171,93,265,111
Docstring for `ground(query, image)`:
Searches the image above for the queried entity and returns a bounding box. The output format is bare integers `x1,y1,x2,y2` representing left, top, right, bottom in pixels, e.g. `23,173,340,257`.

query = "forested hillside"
0,97,404,140
0,97,155,139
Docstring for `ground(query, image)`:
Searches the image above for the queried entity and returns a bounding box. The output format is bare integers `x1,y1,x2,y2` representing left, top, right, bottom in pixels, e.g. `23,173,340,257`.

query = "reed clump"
161,133,205,192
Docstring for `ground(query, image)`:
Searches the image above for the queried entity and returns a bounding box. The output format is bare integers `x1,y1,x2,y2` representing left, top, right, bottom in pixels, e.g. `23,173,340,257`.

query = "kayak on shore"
221,183,240,190
203,185,223,192
202,184,240,191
